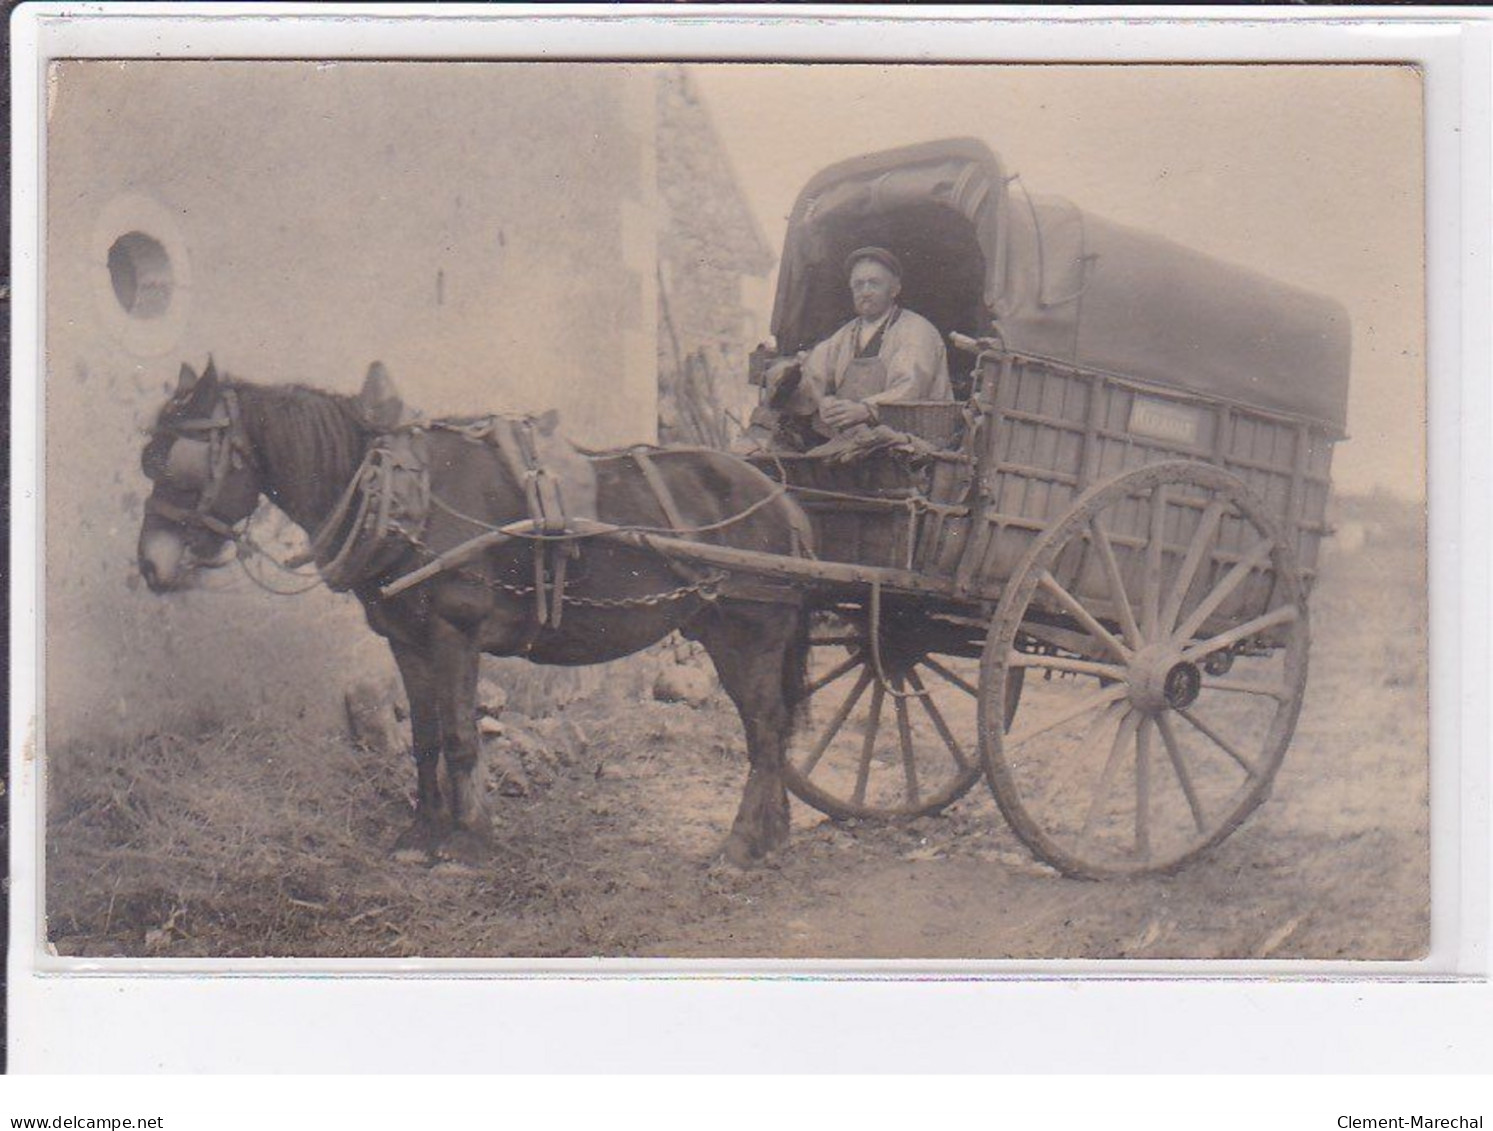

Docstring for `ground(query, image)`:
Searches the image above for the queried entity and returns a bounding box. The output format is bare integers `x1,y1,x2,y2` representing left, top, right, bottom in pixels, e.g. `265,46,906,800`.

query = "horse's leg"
697,602,807,868
389,641,450,859
430,616,490,862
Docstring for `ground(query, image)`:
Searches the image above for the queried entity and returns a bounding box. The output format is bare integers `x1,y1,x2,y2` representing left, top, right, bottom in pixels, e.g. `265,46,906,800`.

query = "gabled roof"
656,69,775,277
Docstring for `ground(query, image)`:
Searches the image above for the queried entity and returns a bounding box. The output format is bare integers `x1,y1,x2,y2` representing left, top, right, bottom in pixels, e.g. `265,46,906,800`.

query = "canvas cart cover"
772,138,1351,431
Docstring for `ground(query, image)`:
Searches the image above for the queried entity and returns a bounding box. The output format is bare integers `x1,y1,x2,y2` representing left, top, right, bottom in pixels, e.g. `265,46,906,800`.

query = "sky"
689,64,1425,500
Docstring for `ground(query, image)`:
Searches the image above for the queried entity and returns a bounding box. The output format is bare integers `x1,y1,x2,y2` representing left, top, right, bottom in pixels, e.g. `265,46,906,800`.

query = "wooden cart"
668,139,1351,879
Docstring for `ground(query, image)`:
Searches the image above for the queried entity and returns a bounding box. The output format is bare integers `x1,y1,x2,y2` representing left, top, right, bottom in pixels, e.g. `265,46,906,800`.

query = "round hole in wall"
107,231,174,319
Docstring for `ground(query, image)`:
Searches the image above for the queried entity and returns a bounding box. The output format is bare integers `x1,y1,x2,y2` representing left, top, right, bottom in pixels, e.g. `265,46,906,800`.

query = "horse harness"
144,383,255,540
147,384,792,625
431,415,589,632
420,428,736,638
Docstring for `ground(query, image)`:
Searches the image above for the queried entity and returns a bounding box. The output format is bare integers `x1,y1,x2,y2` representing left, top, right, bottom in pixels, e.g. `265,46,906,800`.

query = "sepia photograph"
37,59,1428,963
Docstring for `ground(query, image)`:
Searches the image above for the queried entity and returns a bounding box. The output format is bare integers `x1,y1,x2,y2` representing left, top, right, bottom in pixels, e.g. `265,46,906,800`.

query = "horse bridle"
145,383,256,541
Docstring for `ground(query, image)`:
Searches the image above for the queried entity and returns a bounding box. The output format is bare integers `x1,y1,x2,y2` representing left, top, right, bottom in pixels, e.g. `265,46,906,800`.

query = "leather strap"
488,416,575,628
631,448,690,536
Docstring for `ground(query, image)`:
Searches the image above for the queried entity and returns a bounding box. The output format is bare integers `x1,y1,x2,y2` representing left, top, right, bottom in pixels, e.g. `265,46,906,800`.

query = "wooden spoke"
1080,700,1127,753
1161,499,1227,633
892,680,921,809
1172,536,1275,644
1135,716,1153,860
1038,571,1132,662
1037,699,1124,817
1181,604,1301,664
803,652,864,699
1177,707,1259,779
800,667,873,777
1141,485,1169,640
922,655,979,698
851,682,887,807
1081,709,1140,844
1005,681,1128,751
1200,677,1290,701
1089,516,1142,649
906,667,972,772
1156,713,1208,834
1011,654,1127,681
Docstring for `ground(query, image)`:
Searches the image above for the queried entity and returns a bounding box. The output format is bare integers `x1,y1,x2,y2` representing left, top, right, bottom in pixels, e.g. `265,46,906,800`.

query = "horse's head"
136,360,262,592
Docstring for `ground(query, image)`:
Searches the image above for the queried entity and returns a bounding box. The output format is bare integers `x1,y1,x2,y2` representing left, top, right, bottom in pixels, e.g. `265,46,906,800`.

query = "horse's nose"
138,526,188,592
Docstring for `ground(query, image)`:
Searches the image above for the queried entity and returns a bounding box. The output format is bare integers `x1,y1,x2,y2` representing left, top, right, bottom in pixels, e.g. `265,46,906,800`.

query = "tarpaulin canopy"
771,138,1351,431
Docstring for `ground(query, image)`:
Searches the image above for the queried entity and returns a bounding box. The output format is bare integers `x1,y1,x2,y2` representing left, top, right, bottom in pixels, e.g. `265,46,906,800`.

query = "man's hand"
820,397,874,430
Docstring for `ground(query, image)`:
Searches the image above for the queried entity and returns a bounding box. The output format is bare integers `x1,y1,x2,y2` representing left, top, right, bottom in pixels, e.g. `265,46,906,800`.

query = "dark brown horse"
137,361,814,867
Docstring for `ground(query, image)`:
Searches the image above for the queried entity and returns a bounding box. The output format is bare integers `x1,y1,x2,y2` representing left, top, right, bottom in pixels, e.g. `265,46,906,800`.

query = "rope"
754,455,942,513
226,501,327,597
235,548,325,596
427,480,792,542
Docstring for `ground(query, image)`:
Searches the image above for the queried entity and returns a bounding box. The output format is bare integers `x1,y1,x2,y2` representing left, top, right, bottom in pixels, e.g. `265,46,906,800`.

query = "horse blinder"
159,435,214,490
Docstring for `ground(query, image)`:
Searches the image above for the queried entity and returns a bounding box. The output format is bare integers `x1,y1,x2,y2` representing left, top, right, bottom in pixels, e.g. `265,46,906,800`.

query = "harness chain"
396,525,730,609
152,384,793,609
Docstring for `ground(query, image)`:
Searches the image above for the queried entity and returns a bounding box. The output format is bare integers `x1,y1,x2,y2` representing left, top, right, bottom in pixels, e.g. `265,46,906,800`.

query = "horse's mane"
234,380,368,523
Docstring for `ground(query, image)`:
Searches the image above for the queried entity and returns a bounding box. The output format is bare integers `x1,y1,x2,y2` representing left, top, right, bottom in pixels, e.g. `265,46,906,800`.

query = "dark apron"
814,308,901,436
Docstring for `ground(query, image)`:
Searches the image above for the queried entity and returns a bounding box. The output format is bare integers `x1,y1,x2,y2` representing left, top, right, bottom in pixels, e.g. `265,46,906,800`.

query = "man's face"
849,260,900,321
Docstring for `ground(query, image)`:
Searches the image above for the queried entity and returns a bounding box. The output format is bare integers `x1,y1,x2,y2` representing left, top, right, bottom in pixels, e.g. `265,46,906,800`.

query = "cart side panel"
748,455,921,572
947,352,1337,636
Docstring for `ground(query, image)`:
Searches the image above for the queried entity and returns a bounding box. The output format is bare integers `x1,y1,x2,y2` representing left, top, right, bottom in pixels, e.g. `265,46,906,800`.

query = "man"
799,246,952,434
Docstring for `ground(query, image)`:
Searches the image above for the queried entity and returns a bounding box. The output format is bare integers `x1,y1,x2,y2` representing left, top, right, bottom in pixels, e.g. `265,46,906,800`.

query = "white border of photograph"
9,4,1491,1071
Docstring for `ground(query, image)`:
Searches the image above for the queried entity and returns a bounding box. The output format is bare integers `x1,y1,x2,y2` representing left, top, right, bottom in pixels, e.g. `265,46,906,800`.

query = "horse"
136,359,815,868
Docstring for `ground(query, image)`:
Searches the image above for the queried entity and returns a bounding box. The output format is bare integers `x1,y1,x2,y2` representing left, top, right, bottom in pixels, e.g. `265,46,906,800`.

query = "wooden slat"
619,528,1004,602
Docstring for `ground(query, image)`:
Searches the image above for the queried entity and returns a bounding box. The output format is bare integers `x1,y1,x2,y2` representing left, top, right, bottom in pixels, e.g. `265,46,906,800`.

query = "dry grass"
45,651,779,958
47,714,415,956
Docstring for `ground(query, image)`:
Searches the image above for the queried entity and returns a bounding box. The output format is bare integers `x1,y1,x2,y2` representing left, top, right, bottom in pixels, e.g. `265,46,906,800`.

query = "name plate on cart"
1129,395,1203,447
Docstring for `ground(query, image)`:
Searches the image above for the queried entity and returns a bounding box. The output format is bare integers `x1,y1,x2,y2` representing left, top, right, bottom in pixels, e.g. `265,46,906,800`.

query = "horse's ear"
535,408,561,437
357,361,406,430
175,363,199,396
201,357,218,386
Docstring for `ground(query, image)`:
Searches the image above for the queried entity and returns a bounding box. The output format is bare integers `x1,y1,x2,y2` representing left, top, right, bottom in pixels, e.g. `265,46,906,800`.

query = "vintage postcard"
34,57,1429,966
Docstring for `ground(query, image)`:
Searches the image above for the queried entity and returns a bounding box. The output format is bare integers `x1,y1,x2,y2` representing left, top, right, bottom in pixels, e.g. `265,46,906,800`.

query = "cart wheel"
783,612,1022,821
979,461,1309,878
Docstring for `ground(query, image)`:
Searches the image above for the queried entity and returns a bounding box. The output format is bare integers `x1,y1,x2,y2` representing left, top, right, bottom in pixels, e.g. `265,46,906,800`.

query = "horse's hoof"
391,818,448,863
436,826,492,867
431,859,482,878
723,832,773,870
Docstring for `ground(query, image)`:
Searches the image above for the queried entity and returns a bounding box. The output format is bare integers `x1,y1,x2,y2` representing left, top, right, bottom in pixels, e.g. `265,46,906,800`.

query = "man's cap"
844,246,903,280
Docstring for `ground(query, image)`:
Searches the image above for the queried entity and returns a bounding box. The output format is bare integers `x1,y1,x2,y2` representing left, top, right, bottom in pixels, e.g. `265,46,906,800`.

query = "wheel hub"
1126,644,1202,713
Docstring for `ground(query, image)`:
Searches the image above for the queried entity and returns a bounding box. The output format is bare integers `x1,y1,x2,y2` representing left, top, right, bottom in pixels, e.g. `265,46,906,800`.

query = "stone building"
44,62,665,742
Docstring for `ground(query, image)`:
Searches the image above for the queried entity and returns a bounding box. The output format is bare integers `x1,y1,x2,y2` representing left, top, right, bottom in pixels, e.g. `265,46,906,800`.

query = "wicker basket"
876,401,966,450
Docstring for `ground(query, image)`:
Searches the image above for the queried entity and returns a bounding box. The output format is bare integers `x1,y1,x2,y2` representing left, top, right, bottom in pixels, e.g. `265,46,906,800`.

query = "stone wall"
655,69,774,447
